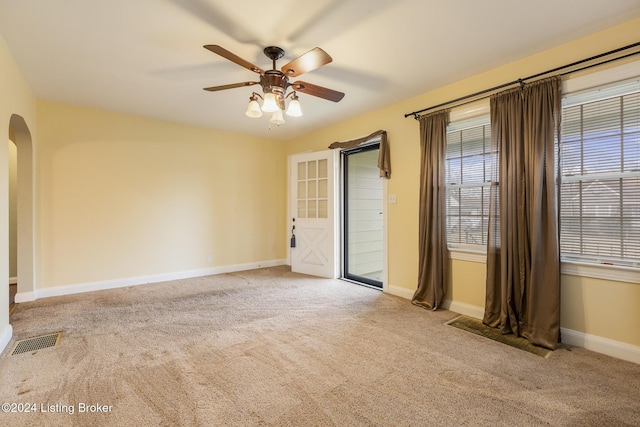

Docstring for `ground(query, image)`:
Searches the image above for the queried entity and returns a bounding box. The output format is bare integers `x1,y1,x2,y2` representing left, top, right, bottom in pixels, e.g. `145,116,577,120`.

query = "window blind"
446,117,492,248
560,80,640,266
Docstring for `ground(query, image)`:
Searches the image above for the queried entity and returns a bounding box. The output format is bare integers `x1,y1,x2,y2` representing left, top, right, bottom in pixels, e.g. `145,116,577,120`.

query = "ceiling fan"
203,45,345,124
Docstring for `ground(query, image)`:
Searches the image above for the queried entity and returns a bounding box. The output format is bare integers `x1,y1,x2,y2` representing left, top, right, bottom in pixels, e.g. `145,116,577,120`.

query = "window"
445,117,493,249
559,79,640,266
443,63,640,273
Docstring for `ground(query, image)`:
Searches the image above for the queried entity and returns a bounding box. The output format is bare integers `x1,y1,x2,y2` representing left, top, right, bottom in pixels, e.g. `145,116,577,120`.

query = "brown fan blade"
291,81,345,102
281,47,332,77
203,81,259,92
204,45,264,74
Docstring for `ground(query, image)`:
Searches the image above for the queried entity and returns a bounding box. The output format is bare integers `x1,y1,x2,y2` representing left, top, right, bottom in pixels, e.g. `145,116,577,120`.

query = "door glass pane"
318,179,327,198
318,200,328,218
308,200,317,218
344,147,383,287
297,200,306,218
297,181,306,199
298,161,306,180
318,159,328,178
308,160,317,179
308,180,317,198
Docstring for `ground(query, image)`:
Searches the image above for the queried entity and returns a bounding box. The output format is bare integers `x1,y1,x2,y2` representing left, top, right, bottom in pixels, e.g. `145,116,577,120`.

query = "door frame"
341,143,385,288
339,141,388,291
286,147,387,290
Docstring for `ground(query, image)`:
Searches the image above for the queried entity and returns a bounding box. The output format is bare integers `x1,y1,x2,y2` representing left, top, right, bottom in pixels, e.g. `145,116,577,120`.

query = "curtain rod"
404,41,640,120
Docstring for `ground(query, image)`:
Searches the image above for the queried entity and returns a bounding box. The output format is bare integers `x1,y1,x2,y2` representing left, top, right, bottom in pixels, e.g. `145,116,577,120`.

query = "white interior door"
289,150,338,278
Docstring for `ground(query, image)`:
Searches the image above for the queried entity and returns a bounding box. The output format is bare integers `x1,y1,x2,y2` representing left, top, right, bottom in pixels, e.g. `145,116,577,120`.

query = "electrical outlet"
207,254,212,263
389,194,397,204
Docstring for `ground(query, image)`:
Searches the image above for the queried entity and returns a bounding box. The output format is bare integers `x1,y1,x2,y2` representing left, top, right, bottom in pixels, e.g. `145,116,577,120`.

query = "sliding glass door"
343,144,383,288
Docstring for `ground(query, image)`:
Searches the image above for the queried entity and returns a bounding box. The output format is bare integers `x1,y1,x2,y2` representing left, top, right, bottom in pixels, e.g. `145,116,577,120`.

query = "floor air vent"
11,332,62,355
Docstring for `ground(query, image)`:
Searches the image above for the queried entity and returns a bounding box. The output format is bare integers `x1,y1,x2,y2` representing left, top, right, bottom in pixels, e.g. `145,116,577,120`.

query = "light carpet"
1,266,639,426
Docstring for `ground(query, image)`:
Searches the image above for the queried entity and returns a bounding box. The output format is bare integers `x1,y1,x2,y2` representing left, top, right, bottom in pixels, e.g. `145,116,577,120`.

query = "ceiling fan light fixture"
261,92,279,112
270,109,285,125
245,93,263,118
286,93,302,117
204,45,345,126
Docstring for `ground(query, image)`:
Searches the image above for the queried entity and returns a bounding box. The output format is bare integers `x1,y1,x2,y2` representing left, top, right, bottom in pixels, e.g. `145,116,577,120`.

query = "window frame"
558,78,640,270
445,113,493,251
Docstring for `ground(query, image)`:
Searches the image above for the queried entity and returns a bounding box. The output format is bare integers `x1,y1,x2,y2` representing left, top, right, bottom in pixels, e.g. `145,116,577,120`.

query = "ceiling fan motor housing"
260,70,289,96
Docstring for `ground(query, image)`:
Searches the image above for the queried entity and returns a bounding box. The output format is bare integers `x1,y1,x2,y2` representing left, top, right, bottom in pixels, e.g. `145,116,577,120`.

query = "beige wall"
447,259,486,309
561,275,640,347
0,34,37,342
8,140,17,279
286,18,640,349
36,100,287,288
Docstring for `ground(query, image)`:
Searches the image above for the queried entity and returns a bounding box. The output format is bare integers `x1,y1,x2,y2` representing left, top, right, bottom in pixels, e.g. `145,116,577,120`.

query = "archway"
8,114,35,303
8,139,17,310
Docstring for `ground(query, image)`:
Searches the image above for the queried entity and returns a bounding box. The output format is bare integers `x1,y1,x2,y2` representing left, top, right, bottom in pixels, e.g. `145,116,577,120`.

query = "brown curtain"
329,130,391,178
412,110,449,310
484,77,561,349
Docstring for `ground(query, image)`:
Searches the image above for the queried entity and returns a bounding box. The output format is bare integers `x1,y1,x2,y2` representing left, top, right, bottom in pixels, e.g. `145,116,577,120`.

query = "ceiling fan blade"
203,45,264,74
281,48,332,77
291,81,345,102
203,81,259,92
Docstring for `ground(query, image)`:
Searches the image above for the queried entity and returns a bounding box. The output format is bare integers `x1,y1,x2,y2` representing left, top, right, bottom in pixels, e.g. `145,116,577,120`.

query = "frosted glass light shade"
286,98,302,117
245,99,263,118
270,109,285,125
261,92,279,112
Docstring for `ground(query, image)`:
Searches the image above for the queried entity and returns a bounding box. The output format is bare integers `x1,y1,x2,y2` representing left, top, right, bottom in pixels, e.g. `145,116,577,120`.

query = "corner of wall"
0,324,13,355
386,284,415,300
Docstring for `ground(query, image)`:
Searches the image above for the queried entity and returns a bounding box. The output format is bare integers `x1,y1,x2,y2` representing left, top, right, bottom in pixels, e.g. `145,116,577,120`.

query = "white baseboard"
9,277,17,285
387,287,488,320
385,286,488,321
0,324,13,355
561,327,640,365
386,284,415,300
14,259,287,302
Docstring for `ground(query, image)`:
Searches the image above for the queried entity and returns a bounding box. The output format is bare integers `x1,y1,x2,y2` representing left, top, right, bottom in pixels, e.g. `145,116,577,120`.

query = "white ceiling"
1,0,639,140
